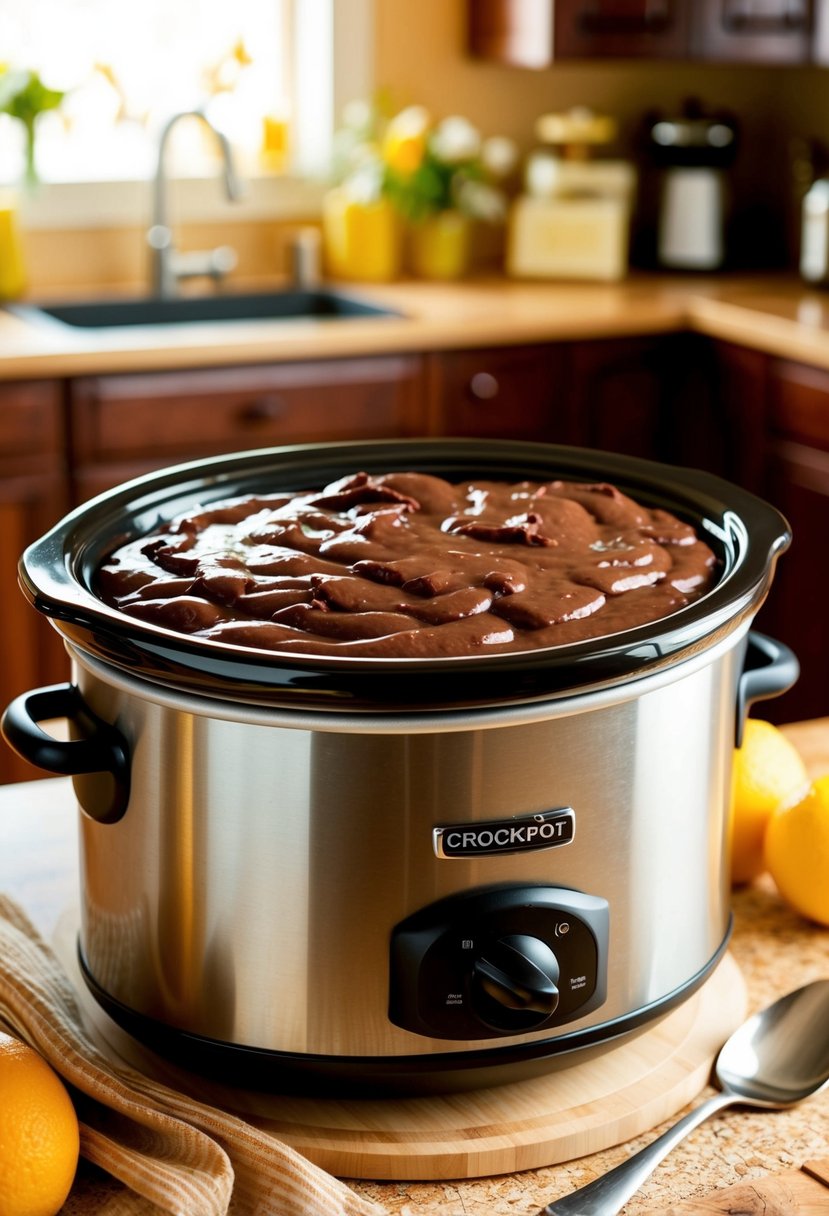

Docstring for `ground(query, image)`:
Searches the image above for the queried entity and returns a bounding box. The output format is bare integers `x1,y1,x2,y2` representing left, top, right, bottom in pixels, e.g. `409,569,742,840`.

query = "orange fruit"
0,1031,80,1216
765,775,829,926
728,718,809,885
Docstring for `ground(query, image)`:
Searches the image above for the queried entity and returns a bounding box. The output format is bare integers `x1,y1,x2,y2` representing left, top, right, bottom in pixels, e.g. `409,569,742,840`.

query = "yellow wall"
372,0,826,264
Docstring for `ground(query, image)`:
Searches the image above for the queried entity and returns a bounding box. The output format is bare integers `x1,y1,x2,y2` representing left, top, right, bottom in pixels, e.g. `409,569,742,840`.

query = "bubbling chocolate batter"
95,471,718,658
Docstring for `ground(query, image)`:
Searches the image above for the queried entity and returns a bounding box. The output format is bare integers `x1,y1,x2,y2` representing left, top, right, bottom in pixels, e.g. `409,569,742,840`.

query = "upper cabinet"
467,0,823,66
692,0,816,63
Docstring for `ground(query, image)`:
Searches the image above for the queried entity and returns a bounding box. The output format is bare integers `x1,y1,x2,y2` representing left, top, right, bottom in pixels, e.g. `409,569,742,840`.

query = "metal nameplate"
433,807,575,859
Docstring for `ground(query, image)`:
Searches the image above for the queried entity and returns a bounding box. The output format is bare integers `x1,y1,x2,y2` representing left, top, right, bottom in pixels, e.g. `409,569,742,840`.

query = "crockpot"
2,440,798,1094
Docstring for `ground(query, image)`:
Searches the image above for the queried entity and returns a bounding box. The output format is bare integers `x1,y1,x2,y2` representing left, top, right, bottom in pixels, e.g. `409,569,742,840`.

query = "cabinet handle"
237,393,287,424
468,372,500,402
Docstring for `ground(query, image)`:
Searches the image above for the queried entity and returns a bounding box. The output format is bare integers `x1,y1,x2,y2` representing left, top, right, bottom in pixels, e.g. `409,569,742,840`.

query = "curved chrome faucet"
147,110,242,298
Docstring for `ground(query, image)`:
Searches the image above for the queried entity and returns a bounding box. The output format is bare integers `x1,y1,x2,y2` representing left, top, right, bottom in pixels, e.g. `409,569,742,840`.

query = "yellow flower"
383,104,430,176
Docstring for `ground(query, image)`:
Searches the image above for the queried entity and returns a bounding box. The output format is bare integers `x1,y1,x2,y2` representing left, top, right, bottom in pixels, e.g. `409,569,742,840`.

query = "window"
0,0,372,221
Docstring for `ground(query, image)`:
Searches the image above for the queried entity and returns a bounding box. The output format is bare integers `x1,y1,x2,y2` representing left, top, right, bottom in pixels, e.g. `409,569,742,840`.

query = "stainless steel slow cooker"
2,440,798,1093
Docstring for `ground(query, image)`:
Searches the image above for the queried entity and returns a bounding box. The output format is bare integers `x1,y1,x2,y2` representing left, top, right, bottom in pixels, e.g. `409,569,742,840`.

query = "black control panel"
389,885,609,1040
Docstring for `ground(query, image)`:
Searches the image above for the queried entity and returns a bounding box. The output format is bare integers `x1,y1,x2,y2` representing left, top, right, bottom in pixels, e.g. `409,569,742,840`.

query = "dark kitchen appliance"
1,440,796,1094
646,100,738,271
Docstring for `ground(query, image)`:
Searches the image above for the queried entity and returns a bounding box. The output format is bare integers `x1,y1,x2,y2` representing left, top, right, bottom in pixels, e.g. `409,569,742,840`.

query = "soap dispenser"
506,108,636,282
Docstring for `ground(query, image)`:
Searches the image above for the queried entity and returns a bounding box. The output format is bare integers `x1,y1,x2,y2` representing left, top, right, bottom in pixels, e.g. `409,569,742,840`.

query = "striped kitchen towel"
0,894,386,1216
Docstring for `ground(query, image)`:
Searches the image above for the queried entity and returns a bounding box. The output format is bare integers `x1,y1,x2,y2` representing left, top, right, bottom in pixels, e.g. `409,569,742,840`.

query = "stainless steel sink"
11,288,401,329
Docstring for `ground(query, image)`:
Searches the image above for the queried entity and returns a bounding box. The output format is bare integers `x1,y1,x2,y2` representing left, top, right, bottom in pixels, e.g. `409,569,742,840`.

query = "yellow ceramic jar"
408,210,471,280
322,188,402,282
0,193,27,299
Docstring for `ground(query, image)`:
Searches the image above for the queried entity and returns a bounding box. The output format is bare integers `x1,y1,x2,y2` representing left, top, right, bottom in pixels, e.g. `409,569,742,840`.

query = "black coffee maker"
641,99,738,271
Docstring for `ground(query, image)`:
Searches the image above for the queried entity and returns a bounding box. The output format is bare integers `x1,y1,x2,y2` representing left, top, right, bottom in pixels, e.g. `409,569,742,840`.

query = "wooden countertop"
0,718,827,1214
5,272,829,379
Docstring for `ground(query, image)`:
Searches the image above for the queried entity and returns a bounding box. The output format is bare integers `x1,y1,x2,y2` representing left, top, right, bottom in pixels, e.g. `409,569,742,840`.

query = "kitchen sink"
11,288,401,329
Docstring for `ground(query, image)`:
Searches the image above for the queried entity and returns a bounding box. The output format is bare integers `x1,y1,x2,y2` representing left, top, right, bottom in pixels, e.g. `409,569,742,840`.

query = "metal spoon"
537,978,829,1216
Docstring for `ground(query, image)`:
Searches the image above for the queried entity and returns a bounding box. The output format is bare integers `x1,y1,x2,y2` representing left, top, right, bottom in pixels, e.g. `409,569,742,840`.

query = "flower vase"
0,191,27,300
322,188,402,282
409,211,471,280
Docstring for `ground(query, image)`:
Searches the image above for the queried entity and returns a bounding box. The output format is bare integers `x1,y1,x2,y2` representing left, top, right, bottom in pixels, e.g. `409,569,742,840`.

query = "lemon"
765,775,829,925
728,718,809,885
0,1031,80,1216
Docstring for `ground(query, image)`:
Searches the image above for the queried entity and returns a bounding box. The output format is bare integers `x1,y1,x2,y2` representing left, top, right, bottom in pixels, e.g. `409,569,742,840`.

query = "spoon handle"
537,1090,736,1216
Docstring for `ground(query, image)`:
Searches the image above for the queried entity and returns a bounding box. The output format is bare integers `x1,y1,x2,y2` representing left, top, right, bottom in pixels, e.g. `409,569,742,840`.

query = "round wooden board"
58,915,746,1182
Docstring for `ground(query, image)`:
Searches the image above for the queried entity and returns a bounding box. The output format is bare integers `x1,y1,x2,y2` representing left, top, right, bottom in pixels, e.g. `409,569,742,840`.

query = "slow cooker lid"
20,439,790,711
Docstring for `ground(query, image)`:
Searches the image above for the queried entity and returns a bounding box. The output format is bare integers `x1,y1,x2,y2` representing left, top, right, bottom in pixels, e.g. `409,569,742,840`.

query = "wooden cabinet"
549,0,691,61
467,0,688,65
0,381,70,785
424,343,572,440
467,0,821,65
704,344,829,724
69,354,426,501
425,333,710,463
565,333,716,465
762,356,829,722
691,0,816,63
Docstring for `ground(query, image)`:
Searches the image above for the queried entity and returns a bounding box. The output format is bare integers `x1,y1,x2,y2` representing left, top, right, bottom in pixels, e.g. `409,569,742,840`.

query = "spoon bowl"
716,979,829,1106
539,978,829,1216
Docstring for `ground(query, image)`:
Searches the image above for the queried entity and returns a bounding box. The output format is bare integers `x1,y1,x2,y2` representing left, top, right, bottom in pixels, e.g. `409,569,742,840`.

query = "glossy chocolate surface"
96,471,718,658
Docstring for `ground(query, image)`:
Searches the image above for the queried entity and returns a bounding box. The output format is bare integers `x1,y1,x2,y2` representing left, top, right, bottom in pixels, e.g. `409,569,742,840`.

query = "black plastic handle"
736,631,800,747
1,683,130,823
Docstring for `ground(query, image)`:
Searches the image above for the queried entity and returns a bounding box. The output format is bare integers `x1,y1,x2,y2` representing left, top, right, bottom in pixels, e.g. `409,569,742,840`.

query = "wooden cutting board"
645,1157,829,1214
64,930,747,1181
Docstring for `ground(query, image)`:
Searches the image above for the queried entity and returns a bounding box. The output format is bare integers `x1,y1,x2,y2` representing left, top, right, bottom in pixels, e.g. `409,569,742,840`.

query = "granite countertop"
5,272,829,379
0,719,827,1214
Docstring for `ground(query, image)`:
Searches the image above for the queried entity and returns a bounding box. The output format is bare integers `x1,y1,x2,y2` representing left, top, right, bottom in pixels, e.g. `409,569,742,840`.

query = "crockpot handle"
735,632,800,748
1,683,130,823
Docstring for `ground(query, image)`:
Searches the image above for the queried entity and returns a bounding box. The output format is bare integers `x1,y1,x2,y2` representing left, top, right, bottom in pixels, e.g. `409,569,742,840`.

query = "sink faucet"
147,110,242,298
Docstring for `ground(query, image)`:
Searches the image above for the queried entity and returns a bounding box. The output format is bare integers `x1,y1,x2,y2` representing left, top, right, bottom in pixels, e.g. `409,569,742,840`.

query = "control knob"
472,934,560,1031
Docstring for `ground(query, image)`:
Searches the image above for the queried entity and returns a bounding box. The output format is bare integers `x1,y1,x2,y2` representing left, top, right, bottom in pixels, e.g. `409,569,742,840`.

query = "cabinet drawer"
768,359,829,451
0,380,64,457
426,345,569,440
71,356,425,462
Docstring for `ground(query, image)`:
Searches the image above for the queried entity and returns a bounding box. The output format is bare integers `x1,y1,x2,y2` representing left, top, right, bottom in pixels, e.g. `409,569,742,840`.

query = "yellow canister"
322,188,402,282
0,192,27,299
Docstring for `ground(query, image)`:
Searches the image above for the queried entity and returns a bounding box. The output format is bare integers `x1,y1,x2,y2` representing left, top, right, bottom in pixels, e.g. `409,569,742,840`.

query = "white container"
507,154,635,282
658,167,725,271
800,178,829,284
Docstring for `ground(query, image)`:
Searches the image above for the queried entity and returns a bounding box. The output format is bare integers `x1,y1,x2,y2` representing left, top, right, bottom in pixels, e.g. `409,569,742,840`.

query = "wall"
372,0,829,268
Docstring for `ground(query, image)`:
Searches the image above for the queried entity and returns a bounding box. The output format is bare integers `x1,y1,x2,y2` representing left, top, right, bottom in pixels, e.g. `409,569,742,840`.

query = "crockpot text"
433,808,575,858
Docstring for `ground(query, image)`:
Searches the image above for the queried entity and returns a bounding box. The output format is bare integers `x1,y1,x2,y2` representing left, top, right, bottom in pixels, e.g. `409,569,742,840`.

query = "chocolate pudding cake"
95,470,718,658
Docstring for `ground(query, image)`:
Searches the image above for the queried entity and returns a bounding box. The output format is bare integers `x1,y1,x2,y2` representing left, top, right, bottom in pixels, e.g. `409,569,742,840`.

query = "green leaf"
0,68,65,123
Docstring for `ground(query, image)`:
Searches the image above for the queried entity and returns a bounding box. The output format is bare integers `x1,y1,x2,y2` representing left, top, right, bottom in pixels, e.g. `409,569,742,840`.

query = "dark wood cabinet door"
690,0,815,63
553,0,690,58
426,344,572,441
467,0,818,61
566,335,679,461
762,439,829,721
755,355,829,722
0,381,70,784
467,0,689,64
705,341,770,493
